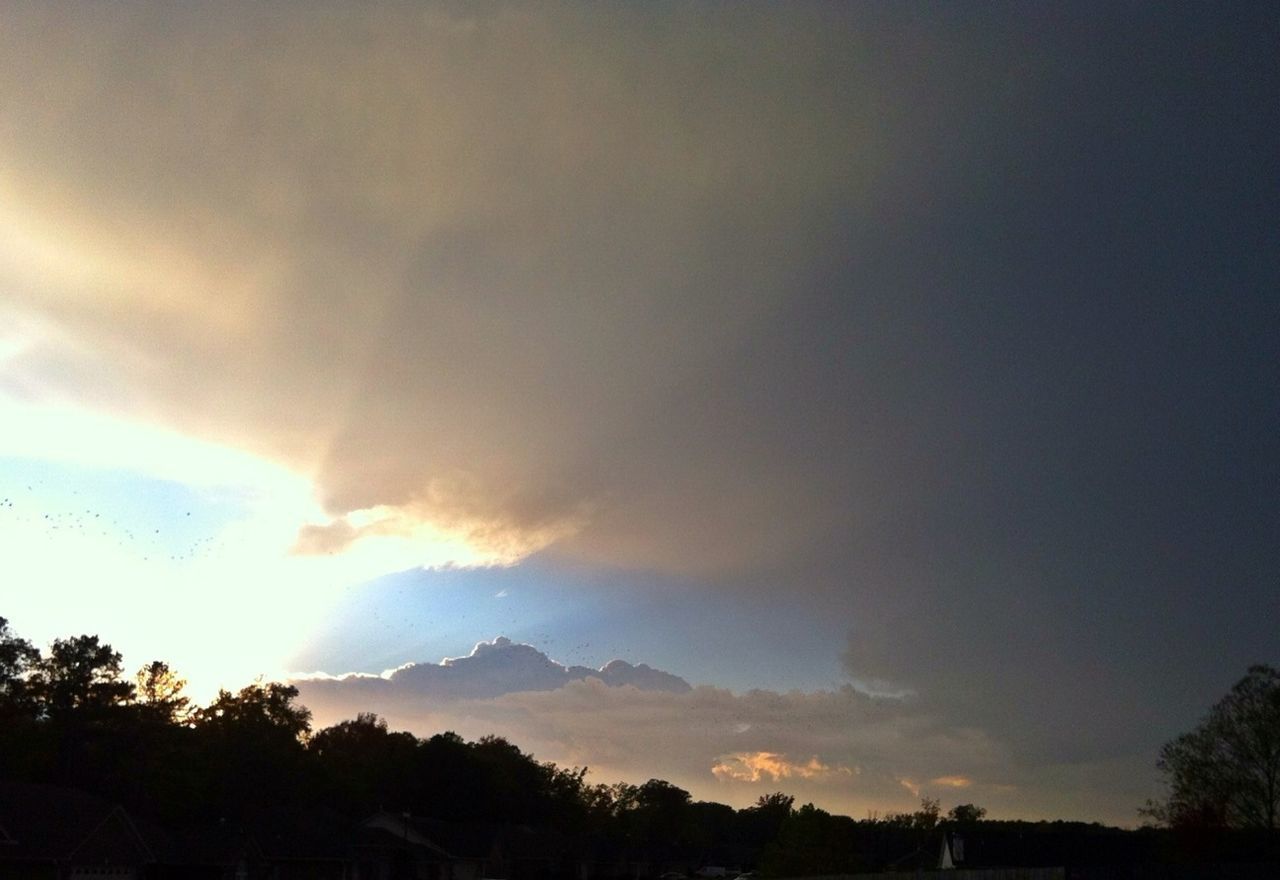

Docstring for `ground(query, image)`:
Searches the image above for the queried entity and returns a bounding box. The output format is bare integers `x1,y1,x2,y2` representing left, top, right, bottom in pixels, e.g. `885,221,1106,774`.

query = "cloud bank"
293,637,1010,818
0,2,991,574
290,637,1154,824
292,631,1200,823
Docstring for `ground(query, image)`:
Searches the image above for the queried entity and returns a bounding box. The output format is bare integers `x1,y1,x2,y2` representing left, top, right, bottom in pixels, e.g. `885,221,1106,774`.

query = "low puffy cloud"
295,636,691,705
301,676,1015,817
291,636,1160,822
292,638,1013,817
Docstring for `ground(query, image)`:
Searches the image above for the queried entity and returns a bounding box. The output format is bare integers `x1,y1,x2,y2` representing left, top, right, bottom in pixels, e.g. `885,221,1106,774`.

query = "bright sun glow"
0,396,490,702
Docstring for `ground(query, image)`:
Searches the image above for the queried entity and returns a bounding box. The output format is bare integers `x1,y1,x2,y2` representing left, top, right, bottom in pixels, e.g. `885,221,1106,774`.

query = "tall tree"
740,791,796,844
0,617,45,780
757,791,797,812
627,778,693,845
1144,665,1280,829
134,660,191,723
28,634,134,717
196,680,312,741
310,712,419,816
0,615,39,717
947,803,987,823
189,681,314,820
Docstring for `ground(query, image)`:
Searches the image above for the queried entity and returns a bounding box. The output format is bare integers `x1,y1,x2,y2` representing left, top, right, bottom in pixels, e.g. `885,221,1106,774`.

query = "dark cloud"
2,2,1277,823
0,1,1011,572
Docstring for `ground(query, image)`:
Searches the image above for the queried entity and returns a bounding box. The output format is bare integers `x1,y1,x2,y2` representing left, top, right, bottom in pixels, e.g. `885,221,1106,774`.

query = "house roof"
152,822,261,867
250,807,358,861
361,813,498,860
0,781,153,865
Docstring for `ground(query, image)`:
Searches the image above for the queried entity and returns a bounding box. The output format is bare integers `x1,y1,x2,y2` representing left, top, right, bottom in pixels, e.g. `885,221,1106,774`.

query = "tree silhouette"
1144,664,1280,829
29,634,134,718
0,616,38,718
310,712,419,815
189,681,314,819
884,797,941,830
761,802,863,876
739,792,795,844
13,614,1265,875
947,803,987,823
614,779,693,847
196,680,312,740
756,791,797,812
134,660,190,724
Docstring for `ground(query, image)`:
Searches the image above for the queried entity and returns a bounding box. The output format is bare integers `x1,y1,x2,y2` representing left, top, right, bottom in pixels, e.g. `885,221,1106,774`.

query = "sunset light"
0,5,1276,864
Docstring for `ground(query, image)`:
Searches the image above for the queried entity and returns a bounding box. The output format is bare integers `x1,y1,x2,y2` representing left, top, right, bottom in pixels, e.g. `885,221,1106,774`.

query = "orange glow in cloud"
711,751,855,783
899,775,973,797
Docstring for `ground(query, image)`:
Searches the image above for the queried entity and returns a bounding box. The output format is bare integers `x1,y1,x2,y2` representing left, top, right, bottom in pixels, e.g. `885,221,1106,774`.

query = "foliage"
134,660,191,723
309,712,420,814
760,802,865,876
738,791,795,846
1143,665,1280,830
0,616,38,717
884,796,942,830
756,791,796,812
616,778,694,845
6,615,1248,876
27,634,134,717
948,802,987,823
196,680,312,741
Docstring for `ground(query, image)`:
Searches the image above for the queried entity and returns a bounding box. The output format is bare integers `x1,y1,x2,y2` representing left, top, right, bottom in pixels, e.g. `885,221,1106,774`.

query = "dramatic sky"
1,2,1276,825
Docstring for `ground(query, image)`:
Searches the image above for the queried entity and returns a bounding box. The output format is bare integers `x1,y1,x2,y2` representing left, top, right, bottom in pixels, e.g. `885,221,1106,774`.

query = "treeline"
0,617,1046,873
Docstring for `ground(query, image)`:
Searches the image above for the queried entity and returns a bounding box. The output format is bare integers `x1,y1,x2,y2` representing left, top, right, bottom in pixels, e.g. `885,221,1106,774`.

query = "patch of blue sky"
0,454,250,564
291,555,849,694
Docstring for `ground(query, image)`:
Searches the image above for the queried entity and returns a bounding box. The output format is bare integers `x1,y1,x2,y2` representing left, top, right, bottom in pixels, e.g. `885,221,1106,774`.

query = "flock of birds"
6,478,630,675
0,484,223,564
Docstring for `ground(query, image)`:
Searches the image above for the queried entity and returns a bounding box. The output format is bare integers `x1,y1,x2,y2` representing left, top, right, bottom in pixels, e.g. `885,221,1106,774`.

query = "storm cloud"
0,2,1033,574
2,2,1276,824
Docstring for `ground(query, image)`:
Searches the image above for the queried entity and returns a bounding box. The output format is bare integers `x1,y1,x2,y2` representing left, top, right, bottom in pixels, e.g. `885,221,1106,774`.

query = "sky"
1,1,1277,826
